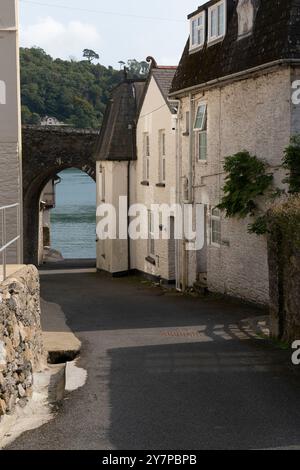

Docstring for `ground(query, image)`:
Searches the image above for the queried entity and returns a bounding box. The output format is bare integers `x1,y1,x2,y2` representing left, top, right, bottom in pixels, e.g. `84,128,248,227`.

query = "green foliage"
82,49,100,63
282,135,300,194
20,47,148,129
126,59,149,77
269,195,300,249
218,151,274,218
248,215,269,235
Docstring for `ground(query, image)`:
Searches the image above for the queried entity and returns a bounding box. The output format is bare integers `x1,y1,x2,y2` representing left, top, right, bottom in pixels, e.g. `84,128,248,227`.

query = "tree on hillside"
83,49,100,63
126,59,149,78
20,47,148,129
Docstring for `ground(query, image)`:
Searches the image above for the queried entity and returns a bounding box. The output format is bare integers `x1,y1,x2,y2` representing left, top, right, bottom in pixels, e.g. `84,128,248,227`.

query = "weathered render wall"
0,266,44,417
291,66,300,135
268,197,300,343
0,143,21,256
178,67,292,305
135,76,177,281
0,1,22,262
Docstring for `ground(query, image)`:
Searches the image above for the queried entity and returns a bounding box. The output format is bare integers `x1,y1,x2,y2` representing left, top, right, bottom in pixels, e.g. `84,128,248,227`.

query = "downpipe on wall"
183,93,195,290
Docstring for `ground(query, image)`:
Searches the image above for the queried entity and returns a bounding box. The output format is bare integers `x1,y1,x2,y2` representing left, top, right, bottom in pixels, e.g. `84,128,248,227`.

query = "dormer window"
237,0,256,38
190,12,206,51
208,0,226,44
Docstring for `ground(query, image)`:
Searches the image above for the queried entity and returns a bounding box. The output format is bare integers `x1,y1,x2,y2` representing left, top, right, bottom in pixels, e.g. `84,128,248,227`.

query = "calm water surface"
51,168,96,259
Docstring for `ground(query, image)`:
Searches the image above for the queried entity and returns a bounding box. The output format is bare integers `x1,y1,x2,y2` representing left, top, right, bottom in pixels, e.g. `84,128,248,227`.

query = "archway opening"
38,168,96,265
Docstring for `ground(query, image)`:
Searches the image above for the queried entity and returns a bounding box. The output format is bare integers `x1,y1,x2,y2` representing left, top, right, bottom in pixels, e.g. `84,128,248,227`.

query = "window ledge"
156,183,166,188
189,44,204,55
141,181,149,186
145,256,156,266
207,36,225,47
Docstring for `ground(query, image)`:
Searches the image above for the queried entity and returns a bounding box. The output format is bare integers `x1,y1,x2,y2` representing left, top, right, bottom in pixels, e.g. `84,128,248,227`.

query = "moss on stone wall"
268,196,300,342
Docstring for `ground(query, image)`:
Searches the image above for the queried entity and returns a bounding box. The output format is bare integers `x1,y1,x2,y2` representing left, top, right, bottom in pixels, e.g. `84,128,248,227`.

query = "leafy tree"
126,59,149,78
20,47,147,129
83,49,100,63
282,135,300,194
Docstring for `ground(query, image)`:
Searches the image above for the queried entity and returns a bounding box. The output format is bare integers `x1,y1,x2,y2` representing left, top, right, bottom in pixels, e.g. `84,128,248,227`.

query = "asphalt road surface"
8,271,300,450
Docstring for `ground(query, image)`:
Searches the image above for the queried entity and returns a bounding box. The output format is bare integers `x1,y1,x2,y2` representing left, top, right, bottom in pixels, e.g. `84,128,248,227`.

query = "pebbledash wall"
0,0,22,261
177,66,294,305
0,266,44,417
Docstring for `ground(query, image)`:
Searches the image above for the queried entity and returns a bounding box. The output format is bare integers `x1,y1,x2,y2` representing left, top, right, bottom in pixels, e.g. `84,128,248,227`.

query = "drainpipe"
182,93,194,289
173,99,181,291
127,160,130,272
128,123,135,273
188,93,194,204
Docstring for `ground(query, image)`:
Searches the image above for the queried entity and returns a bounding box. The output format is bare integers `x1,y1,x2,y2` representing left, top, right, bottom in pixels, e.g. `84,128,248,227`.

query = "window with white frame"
148,210,155,256
208,0,226,43
194,103,207,161
159,130,166,183
143,133,150,181
190,11,206,51
211,208,221,245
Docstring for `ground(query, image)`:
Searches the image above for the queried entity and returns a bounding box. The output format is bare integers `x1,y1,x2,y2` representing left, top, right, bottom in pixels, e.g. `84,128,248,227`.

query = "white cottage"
95,61,178,283
169,0,300,304
134,60,178,283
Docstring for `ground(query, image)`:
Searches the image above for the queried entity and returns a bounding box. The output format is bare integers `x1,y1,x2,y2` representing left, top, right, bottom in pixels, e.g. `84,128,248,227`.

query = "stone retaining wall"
268,196,300,343
0,266,45,417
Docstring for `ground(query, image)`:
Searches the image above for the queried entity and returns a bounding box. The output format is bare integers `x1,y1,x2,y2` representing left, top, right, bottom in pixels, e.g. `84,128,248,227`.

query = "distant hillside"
20,47,148,129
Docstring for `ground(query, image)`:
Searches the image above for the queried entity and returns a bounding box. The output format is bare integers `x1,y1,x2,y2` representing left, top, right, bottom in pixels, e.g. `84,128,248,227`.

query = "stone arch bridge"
22,125,99,265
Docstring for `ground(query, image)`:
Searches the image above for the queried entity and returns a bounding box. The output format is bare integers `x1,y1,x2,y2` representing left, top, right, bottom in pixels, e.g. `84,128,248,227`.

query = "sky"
19,0,206,68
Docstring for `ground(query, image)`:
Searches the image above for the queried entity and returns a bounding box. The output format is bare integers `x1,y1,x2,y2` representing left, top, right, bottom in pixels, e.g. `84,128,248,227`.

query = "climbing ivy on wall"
282,135,300,194
217,151,274,218
218,139,300,235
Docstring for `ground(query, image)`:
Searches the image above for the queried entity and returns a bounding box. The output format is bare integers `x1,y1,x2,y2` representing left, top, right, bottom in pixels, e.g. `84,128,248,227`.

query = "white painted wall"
177,67,293,305
134,76,177,281
96,160,131,274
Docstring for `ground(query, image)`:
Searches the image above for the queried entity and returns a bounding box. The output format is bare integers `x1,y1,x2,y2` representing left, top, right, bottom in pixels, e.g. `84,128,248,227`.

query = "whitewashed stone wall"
178,66,293,305
291,67,300,135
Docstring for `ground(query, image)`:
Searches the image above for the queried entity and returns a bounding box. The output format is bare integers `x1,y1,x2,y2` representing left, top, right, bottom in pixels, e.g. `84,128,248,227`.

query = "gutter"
169,59,300,98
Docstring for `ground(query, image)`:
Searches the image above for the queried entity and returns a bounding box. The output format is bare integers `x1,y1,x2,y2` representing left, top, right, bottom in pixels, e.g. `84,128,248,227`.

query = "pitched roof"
95,79,146,161
152,67,177,112
170,0,300,95
136,64,178,118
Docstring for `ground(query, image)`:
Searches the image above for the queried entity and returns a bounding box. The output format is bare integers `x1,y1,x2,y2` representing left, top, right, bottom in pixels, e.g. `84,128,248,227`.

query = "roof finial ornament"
146,56,158,69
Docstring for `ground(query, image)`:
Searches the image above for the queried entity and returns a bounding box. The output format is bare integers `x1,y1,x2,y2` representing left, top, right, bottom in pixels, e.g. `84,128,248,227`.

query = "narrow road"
8,272,300,450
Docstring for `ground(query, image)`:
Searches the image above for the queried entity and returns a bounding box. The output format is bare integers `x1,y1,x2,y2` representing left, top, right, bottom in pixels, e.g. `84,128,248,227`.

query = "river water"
50,168,96,259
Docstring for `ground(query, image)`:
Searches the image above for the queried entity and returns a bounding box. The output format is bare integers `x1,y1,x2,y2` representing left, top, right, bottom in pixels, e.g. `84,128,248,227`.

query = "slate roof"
152,67,177,113
170,0,300,95
95,79,146,161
